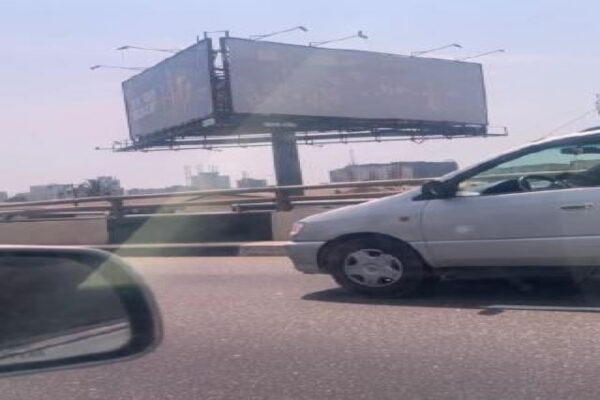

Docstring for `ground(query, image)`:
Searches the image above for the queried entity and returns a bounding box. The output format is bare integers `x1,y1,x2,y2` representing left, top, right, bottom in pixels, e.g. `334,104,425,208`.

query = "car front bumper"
285,241,325,274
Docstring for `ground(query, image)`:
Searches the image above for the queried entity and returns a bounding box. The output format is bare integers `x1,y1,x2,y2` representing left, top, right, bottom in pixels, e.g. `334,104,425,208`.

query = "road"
2,257,600,399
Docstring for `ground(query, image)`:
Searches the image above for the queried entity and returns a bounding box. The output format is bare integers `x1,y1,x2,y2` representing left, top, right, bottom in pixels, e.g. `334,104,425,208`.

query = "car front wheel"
325,237,425,297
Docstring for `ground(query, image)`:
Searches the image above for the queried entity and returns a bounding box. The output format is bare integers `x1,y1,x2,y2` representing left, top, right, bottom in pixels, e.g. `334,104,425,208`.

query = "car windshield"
5,1,600,399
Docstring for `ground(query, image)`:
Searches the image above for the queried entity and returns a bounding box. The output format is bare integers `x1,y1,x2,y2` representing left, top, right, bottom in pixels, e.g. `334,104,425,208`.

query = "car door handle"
559,203,594,211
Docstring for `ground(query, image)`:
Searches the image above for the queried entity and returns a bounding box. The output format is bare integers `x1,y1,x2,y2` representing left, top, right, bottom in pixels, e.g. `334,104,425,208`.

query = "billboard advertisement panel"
122,40,214,140
225,38,487,125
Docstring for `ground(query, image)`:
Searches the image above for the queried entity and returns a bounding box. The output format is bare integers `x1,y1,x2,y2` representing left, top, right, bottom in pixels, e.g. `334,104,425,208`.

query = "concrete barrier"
0,207,332,248
108,212,273,244
0,217,108,245
94,241,288,257
271,206,341,241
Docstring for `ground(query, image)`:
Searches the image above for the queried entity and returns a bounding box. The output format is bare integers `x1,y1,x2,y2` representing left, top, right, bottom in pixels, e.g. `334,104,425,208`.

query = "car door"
421,136,600,268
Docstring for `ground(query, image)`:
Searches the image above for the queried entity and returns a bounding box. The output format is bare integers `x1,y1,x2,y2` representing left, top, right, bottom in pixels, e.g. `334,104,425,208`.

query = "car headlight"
290,222,305,237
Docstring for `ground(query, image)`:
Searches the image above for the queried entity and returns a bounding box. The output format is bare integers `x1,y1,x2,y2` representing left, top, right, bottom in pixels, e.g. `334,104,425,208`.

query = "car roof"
488,127,600,162
533,127,600,146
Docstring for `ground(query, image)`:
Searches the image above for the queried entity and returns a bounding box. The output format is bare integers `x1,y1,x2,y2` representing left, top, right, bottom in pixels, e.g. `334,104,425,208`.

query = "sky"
2,0,600,194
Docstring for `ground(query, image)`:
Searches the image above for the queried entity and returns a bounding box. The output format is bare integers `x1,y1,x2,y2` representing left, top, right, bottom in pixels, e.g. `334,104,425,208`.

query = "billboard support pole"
271,131,303,210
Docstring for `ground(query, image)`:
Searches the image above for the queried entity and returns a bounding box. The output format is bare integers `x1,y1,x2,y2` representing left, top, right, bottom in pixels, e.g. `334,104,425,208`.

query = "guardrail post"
109,199,125,219
274,189,292,211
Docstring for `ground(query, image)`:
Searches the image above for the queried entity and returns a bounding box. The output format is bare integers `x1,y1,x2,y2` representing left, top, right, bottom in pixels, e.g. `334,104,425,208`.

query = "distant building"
329,161,458,183
0,192,8,202
237,177,268,188
28,184,74,201
190,171,231,190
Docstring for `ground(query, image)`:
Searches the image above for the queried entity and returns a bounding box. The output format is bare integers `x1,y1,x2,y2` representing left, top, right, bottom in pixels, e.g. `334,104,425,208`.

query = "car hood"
294,188,425,242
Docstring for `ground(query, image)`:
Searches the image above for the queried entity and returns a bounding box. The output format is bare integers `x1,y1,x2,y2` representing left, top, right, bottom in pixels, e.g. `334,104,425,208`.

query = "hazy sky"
2,0,600,194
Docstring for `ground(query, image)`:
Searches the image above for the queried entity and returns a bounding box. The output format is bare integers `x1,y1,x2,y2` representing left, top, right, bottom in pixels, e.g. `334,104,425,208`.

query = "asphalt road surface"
2,257,600,399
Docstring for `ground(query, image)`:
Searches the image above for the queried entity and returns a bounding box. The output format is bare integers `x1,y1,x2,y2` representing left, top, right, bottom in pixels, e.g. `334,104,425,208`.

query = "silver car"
287,129,600,296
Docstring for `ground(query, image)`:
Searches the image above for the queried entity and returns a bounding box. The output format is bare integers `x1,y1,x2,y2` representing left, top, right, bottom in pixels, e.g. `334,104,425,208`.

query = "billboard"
122,39,214,140
225,38,487,125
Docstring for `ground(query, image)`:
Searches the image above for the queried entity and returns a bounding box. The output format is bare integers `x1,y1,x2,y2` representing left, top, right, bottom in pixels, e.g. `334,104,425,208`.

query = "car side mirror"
421,180,454,199
0,247,161,377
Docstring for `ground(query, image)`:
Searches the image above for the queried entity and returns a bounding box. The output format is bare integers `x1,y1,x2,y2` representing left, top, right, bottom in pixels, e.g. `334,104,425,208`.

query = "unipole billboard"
118,36,496,151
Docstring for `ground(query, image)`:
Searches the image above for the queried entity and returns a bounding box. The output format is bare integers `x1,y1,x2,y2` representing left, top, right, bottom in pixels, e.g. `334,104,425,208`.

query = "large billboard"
122,39,214,140
225,38,487,125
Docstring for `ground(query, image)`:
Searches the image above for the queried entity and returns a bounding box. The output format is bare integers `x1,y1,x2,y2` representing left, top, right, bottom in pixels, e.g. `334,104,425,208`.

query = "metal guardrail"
0,168,582,220
0,178,430,219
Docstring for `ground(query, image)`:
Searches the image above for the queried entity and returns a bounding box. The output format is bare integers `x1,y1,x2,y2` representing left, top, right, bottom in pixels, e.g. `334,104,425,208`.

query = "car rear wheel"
325,237,425,297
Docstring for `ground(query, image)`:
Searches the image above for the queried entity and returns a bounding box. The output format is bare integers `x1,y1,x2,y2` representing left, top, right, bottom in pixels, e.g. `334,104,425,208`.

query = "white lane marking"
485,305,600,313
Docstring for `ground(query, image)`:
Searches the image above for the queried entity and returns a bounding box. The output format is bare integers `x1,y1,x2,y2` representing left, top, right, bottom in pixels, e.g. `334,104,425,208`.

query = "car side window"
457,140,600,196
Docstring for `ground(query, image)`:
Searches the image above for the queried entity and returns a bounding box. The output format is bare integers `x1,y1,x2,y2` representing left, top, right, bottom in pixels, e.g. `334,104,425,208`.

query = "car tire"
325,237,425,297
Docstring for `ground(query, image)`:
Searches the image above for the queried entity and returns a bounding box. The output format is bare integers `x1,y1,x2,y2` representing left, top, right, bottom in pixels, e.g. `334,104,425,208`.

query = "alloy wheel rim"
343,249,403,288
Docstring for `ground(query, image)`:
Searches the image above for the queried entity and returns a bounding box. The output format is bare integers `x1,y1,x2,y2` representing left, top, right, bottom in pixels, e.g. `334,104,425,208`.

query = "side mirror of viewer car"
0,246,161,377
